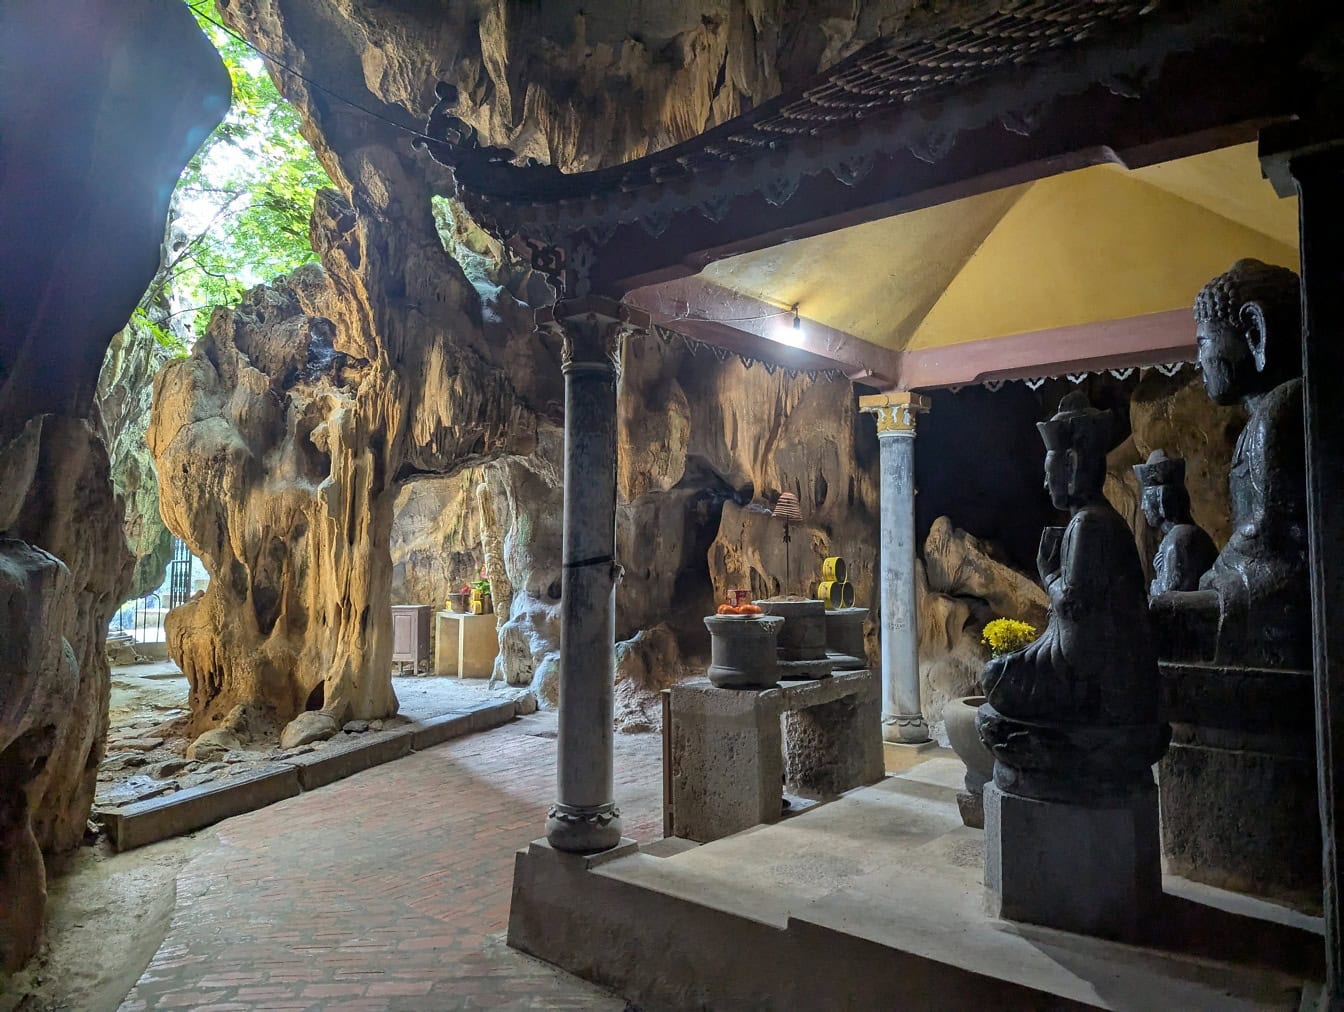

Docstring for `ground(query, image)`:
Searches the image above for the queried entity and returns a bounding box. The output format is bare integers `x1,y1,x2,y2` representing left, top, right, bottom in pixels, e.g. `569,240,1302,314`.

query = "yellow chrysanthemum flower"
981,618,1039,657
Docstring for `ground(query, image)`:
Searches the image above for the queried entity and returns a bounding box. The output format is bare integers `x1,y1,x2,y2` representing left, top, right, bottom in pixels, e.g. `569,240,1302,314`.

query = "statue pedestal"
985,782,1162,942
1159,662,1320,909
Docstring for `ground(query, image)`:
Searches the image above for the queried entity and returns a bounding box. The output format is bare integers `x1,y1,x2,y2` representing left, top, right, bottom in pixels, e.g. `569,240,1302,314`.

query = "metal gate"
168,538,192,611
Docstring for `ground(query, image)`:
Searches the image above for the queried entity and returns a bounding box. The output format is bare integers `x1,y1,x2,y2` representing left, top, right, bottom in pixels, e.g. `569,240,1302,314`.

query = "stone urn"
704,614,785,689
824,607,868,670
757,597,834,679
944,694,995,828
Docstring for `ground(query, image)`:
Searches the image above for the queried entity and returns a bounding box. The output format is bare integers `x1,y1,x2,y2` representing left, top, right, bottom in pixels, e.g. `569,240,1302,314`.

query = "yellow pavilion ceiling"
701,143,1299,354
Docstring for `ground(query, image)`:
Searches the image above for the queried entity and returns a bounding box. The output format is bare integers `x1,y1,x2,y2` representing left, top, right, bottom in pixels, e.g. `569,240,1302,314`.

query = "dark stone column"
538,297,648,853
1263,126,1344,1000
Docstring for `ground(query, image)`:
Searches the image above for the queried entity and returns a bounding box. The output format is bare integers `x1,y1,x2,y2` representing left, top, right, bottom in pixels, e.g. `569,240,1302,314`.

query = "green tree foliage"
146,2,330,339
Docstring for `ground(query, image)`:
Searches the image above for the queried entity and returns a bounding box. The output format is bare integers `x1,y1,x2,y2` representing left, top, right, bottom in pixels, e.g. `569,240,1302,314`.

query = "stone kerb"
98,697,521,851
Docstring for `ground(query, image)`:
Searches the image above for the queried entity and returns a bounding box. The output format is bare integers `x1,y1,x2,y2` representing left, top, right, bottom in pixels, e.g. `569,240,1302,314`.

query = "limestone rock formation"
150,188,561,732
185,1,893,739
922,516,1048,633
917,517,1047,735
391,470,487,608
1105,371,1243,579
220,1,912,176
477,433,566,694
98,318,178,599
614,624,685,734
621,334,881,656
0,418,133,969
917,561,988,734
0,0,227,972
391,332,882,717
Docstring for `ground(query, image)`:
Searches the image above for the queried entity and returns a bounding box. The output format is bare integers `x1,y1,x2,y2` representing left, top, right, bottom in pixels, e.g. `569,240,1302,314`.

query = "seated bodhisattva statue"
977,393,1169,941
979,393,1167,798
1149,258,1309,671
1134,449,1219,596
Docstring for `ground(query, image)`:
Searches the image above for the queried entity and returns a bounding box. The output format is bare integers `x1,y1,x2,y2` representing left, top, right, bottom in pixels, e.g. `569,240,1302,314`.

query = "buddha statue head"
1037,391,1111,510
1134,449,1191,530
1194,258,1301,406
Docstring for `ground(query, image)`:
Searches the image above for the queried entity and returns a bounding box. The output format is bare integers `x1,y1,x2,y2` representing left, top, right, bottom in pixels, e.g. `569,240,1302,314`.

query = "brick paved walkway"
120,711,663,1011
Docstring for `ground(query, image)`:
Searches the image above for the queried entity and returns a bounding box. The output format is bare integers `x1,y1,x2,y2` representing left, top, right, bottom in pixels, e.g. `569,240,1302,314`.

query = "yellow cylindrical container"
817,580,843,609
841,582,855,608
821,556,847,584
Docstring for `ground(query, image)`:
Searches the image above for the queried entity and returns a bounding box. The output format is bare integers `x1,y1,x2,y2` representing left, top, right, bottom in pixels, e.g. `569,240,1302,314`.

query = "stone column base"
882,714,930,746
546,802,623,854
984,782,1162,942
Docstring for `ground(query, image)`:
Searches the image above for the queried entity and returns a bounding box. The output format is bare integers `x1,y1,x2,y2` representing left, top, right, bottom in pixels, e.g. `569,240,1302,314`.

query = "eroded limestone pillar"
539,296,647,853
859,392,931,745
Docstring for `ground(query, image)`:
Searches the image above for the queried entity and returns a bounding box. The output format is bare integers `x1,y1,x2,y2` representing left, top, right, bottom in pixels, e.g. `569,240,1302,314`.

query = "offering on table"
716,600,763,616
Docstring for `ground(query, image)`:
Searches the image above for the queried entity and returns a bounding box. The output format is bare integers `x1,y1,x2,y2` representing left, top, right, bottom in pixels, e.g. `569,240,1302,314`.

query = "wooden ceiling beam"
624,278,901,384
897,310,1195,390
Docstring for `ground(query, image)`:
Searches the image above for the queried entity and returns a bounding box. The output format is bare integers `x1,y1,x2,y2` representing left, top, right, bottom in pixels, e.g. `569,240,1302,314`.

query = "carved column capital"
859,391,931,437
537,296,650,377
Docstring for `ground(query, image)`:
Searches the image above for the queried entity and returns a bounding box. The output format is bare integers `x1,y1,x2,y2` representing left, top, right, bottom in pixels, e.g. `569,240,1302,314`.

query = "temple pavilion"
417,1,1344,1007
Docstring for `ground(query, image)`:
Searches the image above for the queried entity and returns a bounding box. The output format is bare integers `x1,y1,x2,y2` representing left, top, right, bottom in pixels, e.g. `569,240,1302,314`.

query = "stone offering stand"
757,597,835,680
704,614,785,689
668,671,883,843
823,606,868,670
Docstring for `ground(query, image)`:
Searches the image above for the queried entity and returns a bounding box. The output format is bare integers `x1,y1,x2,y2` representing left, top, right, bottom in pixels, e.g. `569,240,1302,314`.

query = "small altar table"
434,611,499,678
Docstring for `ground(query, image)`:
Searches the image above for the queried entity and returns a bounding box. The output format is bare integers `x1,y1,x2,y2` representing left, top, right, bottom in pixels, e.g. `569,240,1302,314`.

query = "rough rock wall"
918,518,1048,735
0,419,132,967
391,330,881,706
219,0,915,173
0,0,227,972
1106,370,1244,552
391,471,485,608
623,335,881,643
97,319,177,599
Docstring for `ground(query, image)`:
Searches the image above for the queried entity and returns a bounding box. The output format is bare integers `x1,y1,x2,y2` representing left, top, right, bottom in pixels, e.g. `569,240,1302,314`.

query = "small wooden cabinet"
391,604,432,675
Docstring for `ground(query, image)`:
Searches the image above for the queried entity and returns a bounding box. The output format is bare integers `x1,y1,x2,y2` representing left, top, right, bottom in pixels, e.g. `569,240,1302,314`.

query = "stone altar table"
434,611,500,678
669,671,883,843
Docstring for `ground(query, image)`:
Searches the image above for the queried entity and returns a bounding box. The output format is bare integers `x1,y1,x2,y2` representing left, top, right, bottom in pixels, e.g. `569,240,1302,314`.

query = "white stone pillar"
539,296,647,853
859,392,931,745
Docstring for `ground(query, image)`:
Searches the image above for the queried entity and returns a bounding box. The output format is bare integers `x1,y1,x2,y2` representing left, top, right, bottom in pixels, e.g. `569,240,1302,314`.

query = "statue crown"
1037,391,1110,454
1133,448,1186,488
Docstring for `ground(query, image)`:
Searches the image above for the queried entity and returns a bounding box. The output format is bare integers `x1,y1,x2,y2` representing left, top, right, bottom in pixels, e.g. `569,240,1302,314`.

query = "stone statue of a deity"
981,392,1161,734
1134,449,1218,595
976,393,1168,940
1149,258,1309,670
